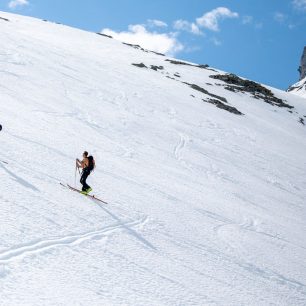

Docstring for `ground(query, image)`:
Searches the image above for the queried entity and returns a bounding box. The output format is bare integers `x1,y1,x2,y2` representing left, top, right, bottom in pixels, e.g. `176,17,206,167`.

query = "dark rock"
124,43,162,56
198,64,209,69
298,46,306,80
224,85,238,92
165,59,215,71
164,73,241,115
132,63,147,68
174,73,180,77
183,82,227,103
299,117,305,125
165,59,194,66
287,79,306,93
0,16,9,22
123,42,146,52
150,65,164,71
210,73,293,109
96,33,113,39
203,98,243,115
198,64,217,72
123,43,165,56
150,51,165,57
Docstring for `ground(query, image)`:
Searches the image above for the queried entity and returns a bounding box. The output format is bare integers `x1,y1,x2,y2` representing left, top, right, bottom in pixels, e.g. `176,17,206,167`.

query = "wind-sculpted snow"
0,10,306,306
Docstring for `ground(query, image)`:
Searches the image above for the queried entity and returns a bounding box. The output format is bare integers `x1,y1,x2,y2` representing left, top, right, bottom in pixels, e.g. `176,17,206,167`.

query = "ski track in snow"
165,230,306,298
174,133,187,161
174,133,194,172
1,11,306,305
0,216,148,265
197,208,306,252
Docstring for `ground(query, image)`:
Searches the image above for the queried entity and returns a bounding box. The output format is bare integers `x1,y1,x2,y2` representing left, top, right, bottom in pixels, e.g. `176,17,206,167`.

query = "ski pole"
75,162,77,188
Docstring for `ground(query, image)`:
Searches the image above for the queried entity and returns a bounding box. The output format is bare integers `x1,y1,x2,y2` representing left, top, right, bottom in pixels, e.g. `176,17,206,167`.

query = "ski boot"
81,187,92,195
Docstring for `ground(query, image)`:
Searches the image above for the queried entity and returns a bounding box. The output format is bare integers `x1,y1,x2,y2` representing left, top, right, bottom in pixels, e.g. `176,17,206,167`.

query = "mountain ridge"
288,46,306,98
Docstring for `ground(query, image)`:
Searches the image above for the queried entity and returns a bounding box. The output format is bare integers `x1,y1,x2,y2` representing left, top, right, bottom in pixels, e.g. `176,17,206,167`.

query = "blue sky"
0,0,305,90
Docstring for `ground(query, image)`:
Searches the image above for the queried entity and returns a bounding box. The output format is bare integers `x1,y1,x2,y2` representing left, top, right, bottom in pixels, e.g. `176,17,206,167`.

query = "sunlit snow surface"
289,76,306,99
0,11,306,306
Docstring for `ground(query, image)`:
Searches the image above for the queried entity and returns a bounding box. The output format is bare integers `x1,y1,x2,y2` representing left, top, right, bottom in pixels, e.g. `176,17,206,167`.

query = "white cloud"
274,12,287,23
101,24,183,56
147,19,168,28
255,22,263,29
173,20,203,35
242,15,253,25
196,7,239,31
100,7,239,55
211,37,222,46
242,15,264,30
173,19,189,30
8,0,29,9
292,0,306,11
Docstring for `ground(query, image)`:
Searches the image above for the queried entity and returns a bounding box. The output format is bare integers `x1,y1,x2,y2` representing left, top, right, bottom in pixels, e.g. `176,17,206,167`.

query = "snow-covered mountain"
1,11,306,306
288,46,306,98
288,76,306,98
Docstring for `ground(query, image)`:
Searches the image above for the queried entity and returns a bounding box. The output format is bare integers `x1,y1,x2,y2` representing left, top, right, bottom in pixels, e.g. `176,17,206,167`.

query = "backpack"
87,156,95,171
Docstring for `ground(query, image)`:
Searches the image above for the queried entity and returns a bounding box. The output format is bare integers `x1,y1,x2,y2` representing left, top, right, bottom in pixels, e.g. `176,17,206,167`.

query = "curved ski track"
174,133,187,161
0,216,147,264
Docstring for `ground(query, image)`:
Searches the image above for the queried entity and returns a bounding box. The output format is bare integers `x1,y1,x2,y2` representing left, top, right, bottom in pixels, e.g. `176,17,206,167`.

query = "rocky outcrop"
183,82,227,103
182,82,243,115
97,33,113,39
150,65,164,71
211,73,293,109
165,59,217,72
203,98,243,115
132,63,147,68
0,16,9,22
288,47,306,98
123,43,165,56
298,47,306,80
288,77,306,96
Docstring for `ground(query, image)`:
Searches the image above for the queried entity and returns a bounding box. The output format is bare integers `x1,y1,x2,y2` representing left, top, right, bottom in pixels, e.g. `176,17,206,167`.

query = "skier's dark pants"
80,169,91,191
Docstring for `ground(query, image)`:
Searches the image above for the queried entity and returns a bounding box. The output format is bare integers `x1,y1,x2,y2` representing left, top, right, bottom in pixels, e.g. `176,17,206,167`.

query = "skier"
0,124,2,131
76,151,95,194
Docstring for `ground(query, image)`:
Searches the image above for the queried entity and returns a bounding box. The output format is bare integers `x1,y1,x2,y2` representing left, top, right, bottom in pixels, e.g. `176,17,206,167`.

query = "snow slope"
288,76,306,99
1,11,306,306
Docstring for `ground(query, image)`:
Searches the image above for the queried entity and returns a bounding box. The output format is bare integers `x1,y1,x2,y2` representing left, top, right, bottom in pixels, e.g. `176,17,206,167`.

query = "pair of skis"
60,183,108,204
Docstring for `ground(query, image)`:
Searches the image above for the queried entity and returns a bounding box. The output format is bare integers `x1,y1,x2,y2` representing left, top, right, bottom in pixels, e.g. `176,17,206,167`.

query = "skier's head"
83,151,88,157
